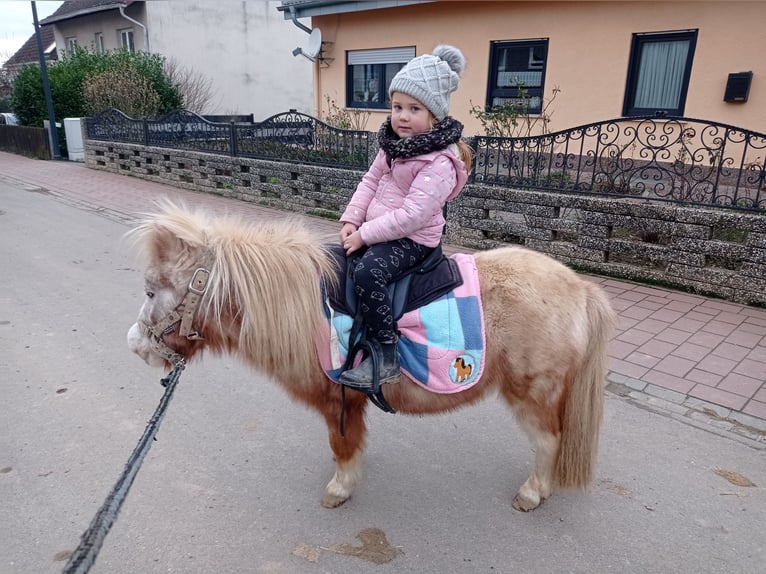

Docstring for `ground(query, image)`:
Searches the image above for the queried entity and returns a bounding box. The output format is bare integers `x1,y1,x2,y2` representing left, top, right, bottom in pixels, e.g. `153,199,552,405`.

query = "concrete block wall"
86,139,766,306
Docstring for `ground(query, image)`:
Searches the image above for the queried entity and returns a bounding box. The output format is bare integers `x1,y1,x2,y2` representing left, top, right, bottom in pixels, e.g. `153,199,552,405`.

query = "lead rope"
62,360,186,574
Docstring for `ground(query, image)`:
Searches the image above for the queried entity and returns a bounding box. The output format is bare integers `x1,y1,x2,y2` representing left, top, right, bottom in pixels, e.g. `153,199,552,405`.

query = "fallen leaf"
52,550,72,562
292,543,321,563
607,485,632,497
713,467,756,487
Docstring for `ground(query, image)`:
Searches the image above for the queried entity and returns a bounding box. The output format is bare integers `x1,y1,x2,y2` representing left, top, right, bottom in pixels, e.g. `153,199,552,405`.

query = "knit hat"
388,45,466,121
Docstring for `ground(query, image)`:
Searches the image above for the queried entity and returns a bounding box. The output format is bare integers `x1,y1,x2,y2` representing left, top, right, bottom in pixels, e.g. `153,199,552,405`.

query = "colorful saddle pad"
316,253,486,393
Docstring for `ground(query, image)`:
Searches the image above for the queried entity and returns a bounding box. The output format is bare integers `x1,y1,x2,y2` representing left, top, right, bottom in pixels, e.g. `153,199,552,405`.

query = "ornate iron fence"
470,116,766,212
84,108,374,170
85,109,766,212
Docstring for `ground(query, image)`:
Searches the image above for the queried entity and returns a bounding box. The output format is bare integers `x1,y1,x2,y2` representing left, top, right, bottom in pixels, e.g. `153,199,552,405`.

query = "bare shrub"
83,66,161,118
163,57,216,114
322,95,371,131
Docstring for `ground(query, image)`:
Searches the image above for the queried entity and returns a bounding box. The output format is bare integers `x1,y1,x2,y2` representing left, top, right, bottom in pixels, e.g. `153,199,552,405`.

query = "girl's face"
391,92,435,138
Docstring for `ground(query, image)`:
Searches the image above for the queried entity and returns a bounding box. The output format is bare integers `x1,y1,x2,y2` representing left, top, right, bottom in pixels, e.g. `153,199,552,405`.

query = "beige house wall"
312,1,766,135
52,3,148,55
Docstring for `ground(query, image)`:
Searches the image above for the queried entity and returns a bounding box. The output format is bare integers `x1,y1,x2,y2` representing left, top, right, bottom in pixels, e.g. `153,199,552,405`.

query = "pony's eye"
146,290,155,299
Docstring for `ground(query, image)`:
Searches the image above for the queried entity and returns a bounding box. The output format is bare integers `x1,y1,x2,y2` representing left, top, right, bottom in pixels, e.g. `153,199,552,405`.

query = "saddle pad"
316,253,486,393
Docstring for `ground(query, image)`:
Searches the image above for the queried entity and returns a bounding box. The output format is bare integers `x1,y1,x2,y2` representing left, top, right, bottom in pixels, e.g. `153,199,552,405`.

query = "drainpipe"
288,5,321,116
119,4,150,53
288,5,312,34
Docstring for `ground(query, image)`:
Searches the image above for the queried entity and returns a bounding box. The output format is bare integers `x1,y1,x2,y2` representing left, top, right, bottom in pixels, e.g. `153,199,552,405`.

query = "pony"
126,202,616,512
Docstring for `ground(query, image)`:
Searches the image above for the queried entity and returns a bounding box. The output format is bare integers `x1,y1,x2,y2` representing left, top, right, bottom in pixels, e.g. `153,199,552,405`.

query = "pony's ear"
150,223,196,266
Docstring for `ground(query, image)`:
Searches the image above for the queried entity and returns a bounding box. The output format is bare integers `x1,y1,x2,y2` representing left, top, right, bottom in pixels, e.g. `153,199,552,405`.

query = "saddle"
326,244,463,320
325,243,464,412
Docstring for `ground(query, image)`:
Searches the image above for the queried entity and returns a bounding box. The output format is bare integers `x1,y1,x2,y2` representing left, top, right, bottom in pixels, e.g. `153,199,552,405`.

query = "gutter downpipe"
119,4,150,52
288,5,312,34
288,6,321,117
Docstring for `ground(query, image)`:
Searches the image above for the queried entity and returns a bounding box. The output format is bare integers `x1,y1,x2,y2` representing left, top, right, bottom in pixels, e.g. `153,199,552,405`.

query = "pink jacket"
340,144,468,248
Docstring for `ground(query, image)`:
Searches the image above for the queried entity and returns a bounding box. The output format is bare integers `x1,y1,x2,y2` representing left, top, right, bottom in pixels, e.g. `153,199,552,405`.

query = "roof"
277,0,434,19
40,0,139,25
3,27,57,69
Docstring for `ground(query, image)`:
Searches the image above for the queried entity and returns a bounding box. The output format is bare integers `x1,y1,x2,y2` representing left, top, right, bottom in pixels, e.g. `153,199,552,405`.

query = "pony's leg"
506,396,562,512
512,421,559,511
320,392,368,508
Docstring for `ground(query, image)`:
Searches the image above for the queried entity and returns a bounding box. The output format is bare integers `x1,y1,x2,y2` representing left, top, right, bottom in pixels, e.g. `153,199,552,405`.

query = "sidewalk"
1,151,765,438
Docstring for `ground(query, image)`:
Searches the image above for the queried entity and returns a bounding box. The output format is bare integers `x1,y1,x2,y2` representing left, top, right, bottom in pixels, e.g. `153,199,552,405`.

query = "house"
278,0,766,135
39,0,313,118
2,26,57,80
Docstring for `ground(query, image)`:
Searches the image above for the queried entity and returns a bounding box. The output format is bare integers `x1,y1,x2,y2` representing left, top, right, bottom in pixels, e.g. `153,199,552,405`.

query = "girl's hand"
339,222,357,244
344,230,365,255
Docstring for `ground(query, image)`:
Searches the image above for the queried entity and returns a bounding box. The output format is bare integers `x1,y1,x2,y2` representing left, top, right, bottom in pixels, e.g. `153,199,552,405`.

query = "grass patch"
712,228,748,243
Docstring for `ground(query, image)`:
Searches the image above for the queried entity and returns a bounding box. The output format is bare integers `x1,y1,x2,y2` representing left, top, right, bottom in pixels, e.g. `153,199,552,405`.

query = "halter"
141,267,210,364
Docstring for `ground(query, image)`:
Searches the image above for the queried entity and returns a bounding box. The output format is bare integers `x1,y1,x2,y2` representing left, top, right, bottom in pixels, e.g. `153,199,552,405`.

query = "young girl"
338,45,472,392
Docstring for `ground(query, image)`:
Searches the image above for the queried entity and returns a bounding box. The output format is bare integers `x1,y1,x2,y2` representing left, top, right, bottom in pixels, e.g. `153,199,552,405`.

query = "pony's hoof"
321,492,349,508
512,491,542,512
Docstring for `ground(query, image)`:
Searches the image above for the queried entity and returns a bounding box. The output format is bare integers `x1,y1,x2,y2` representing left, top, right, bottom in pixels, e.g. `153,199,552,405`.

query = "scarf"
377,116,464,162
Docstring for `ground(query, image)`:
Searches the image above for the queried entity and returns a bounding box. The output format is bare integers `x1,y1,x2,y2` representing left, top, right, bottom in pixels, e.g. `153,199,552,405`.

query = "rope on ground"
62,360,186,574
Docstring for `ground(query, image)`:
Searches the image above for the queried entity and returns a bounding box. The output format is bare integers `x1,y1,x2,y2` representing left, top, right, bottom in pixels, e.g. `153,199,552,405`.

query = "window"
623,30,697,117
486,39,548,114
66,36,78,53
346,47,415,109
120,29,135,53
94,33,105,53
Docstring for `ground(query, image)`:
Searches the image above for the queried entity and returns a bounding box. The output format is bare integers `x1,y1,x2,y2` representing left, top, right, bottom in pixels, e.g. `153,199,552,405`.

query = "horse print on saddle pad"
317,253,486,393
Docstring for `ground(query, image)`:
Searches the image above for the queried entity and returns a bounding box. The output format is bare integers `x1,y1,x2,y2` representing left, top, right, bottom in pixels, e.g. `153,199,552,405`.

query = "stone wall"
85,139,766,306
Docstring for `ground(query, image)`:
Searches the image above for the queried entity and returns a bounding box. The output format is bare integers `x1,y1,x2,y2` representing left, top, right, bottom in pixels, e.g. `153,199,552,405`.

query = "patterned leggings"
351,238,434,343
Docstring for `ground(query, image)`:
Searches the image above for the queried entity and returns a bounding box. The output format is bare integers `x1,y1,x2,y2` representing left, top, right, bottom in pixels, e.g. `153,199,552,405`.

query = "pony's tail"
554,284,616,488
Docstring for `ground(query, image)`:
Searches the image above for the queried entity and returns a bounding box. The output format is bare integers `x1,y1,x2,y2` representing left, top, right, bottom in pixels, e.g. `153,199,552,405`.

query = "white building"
41,0,314,119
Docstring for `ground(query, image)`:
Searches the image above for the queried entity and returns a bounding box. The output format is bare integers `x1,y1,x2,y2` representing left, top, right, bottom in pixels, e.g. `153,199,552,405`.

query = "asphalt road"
1,180,764,574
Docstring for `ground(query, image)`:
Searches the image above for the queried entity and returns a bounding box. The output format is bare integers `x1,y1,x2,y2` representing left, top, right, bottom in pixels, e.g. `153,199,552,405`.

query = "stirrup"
340,340,396,413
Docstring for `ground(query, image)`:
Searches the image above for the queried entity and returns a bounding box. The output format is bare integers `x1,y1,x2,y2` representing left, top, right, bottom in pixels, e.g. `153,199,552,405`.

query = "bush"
469,84,561,138
11,48,183,127
83,66,161,117
0,67,12,112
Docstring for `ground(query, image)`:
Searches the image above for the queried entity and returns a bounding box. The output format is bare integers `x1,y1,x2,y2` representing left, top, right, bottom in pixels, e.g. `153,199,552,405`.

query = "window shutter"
347,47,415,65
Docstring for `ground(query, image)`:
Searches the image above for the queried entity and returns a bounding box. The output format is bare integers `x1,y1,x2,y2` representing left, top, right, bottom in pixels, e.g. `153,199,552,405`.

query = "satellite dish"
305,28,322,59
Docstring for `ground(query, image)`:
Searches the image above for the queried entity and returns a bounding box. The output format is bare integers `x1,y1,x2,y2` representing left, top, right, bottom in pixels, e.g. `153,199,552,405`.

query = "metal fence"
84,108,374,170
471,117,766,212
85,109,766,212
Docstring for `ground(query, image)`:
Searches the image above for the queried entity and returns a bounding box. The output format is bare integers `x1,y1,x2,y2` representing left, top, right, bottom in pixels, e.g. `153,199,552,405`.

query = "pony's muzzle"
127,322,166,367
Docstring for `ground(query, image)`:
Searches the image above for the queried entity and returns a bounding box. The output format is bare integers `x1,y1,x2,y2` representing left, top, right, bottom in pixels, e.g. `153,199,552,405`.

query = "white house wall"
145,0,313,118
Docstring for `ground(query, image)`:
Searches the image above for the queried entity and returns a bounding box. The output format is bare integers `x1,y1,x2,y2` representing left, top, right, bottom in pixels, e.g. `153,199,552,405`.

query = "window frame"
485,38,549,115
622,29,698,117
119,28,135,53
346,46,416,110
66,36,78,53
94,32,105,54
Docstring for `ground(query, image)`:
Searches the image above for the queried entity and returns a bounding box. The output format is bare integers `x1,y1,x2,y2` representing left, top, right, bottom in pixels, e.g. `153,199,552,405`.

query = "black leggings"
351,238,434,342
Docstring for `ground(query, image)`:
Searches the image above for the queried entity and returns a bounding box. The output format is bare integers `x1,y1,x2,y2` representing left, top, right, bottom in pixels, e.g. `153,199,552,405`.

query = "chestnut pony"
126,203,615,512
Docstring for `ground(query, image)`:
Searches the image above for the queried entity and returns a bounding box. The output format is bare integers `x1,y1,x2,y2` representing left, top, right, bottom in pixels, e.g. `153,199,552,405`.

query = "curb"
607,371,766,447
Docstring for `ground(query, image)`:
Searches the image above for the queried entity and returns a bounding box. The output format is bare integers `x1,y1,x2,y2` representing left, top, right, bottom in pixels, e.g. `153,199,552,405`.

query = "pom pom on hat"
388,44,466,121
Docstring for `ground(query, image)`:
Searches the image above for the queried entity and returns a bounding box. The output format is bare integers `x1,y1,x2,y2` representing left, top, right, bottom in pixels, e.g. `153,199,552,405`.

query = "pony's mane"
129,201,338,380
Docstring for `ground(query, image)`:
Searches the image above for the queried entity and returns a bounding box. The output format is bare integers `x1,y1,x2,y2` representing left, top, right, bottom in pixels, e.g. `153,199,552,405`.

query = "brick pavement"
1,151,764,437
